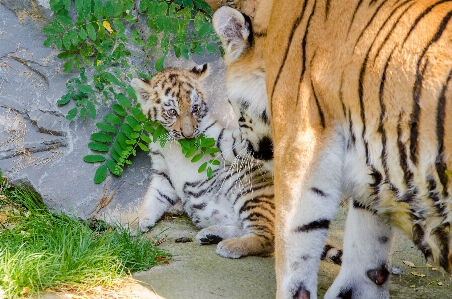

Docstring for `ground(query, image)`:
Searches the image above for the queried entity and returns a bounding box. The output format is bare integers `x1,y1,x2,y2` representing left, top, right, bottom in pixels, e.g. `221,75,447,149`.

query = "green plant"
0,185,169,298
43,0,221,183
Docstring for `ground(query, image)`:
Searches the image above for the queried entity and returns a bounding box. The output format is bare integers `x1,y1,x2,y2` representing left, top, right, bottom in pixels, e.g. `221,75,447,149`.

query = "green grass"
0,180,169,298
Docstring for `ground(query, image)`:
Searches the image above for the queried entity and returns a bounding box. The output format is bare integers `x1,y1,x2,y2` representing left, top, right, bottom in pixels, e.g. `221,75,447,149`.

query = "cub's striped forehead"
150,68,206,105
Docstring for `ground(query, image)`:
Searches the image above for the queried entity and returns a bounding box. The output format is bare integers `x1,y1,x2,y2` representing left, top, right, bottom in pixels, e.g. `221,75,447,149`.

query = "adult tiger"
213,1,452,298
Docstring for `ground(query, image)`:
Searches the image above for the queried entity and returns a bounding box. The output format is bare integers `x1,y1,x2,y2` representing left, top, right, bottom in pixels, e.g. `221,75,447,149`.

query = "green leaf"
84,155,106,163
57,94,71,105
88,142,109,152
197,23,211,38
184,146,197,158
206,167,213,178
110,149,121,163
446,169,452,177
55,36,63,49
70,30,79,45
155,55,166,71
179,139,191,149
86,23,97,40
140,134,151,144
191,153,204,163
57,51,75,59
138,142,149,151
122,123,134,139
79,28,87,40
80,106,87,120
127,85,137,100
86,101,96,119
131,107,147,122
103,113,122,125
146,35,158,49
210,159,221,166
77,83,94,94
116,93,131,108
43,36,55,47
205,44,217,53
153,124,167,142
91,132,113,143
106,159,121,175
112,104,127,117
96,122,117,133
66,107,78,120
55,15,72,27
94,165,108,184
113,141,124,155
126,115,139,128
198,162,207,173
63,34,72,48
199,137,216,148
204,147,220,155
63,59,73,73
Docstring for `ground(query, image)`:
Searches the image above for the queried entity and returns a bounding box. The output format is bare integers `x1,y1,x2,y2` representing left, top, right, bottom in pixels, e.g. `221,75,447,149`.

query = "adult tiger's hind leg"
324,200,393,299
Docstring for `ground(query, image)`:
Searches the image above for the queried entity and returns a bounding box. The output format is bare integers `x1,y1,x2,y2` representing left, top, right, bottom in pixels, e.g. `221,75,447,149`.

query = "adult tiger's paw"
324,265,390,299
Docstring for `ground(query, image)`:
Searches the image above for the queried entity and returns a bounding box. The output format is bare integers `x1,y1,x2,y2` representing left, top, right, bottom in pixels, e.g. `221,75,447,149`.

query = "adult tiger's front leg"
274,127,344,299
325,200,393,299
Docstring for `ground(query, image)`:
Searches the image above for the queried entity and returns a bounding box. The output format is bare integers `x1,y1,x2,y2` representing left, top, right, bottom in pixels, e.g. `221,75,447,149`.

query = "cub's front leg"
138,151,180,233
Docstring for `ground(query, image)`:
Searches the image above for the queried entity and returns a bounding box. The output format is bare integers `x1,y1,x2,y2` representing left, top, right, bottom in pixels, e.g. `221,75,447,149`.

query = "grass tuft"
0,180,169,298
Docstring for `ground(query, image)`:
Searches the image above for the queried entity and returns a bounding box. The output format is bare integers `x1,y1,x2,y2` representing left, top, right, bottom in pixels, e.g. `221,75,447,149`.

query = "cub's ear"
213,6,251,63
131,78,153,117
190,64,209,81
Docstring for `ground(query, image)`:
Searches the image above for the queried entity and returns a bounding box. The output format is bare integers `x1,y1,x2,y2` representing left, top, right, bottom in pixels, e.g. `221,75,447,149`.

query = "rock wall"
0,0,235,223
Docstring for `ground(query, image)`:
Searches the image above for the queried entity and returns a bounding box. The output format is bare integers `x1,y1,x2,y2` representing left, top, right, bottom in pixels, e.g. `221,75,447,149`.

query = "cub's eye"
192,104,200,113
167,109,177,117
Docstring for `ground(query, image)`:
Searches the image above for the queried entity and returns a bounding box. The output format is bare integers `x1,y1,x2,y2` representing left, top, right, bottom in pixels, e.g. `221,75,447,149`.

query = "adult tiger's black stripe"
358,55,370,165
397,114,413,189
311,81,325,128
296,1,316,106
325,0,331,20
347,112,356,149
340,72,347,118
353,0,389,48
411,11,452,164
270,0,309,102
295,219,330,233
369,166,383,197
379,51,395,189
432,223,450,272
435,68,452,196
427,177,447,217
348,0,364,35
402,0,451,45
372,1,415,64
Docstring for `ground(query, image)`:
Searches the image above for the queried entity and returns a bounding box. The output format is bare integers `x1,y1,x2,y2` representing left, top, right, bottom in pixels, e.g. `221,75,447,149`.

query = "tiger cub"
131,64,274,258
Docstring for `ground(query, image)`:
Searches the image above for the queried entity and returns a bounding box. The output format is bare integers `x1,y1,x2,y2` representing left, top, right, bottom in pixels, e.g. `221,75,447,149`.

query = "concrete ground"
34,204,452,299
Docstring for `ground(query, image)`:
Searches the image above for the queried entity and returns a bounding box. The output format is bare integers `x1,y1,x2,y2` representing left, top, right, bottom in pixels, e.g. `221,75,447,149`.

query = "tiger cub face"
131,64,209,139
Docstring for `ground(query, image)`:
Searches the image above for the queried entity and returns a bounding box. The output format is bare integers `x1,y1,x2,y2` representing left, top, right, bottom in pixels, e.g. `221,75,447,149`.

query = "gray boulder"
0,0,235,223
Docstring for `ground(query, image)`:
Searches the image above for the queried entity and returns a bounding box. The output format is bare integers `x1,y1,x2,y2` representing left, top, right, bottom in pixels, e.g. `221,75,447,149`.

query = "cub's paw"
215,238,244,259
138,219,156,233
196,229,223,245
